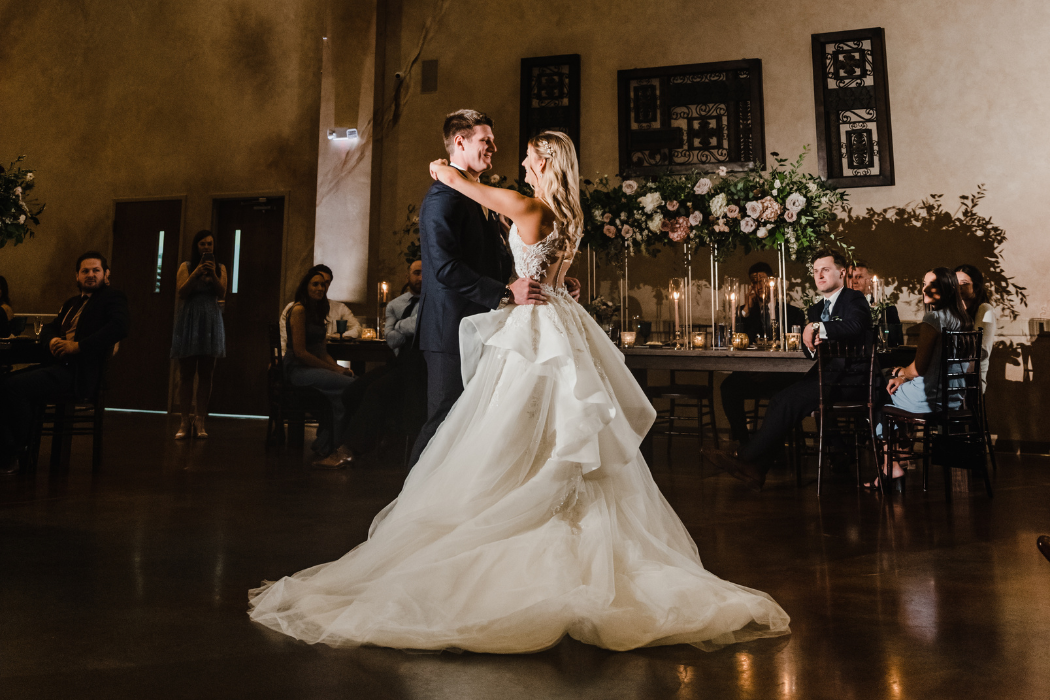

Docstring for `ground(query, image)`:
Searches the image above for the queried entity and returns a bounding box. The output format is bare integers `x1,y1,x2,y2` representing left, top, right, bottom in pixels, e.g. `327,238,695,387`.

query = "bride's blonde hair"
528,131,583,248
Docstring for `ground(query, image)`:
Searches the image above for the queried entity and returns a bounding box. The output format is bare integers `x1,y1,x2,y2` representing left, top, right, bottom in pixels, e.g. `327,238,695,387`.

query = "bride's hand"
429,159,452,183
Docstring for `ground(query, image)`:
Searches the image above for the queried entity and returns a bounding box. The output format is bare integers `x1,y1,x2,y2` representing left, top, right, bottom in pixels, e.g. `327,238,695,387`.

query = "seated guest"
0,252,130,474
285,267,356,468
954,264,996,392
736,262,773,343
874,268,973,491
710,249,875,490
279,264,361,353
850,260,903,345
341,260,428,458
0,275,12,337
385,260,422,355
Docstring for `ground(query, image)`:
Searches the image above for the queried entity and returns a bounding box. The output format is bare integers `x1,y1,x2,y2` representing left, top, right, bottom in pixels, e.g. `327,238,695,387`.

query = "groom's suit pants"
408,350,462,467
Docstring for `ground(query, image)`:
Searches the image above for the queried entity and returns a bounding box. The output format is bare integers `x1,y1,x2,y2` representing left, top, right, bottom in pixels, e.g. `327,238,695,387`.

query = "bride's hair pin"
540,140,554,158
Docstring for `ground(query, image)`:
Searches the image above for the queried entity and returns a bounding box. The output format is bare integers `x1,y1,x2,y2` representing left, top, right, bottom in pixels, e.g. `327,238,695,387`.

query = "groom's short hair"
443,109,493,156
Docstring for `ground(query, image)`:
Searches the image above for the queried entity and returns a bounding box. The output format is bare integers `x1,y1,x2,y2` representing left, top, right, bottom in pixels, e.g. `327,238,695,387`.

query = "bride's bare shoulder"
515,199,556,245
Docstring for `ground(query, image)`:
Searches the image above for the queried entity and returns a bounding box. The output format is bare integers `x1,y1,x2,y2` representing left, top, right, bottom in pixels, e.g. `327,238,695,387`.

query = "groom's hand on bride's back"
509,277,548,305
564,277,581,302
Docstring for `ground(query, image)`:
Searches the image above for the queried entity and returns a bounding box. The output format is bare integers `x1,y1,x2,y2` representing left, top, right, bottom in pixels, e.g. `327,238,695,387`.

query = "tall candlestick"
730,292,736,337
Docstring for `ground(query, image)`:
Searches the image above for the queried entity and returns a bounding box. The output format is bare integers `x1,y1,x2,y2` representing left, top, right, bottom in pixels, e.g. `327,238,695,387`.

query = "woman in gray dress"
171,230,227,439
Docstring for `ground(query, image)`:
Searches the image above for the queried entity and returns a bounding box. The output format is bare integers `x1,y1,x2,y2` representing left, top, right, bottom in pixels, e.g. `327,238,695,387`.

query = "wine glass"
33,316,43,336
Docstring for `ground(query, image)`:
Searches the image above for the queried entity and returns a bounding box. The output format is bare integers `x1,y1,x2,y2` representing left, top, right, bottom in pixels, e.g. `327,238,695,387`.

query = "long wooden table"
621,346,814,374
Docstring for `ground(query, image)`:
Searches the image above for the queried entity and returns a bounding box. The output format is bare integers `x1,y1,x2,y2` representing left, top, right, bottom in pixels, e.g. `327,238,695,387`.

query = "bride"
249,131,790,653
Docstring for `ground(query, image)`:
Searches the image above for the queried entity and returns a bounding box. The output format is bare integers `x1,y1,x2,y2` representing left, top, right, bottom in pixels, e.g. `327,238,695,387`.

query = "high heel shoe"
192,417,208,439
175,418,192,440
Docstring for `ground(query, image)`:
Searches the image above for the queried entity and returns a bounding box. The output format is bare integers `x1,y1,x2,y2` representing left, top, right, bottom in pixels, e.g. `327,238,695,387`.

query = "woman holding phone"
171,229,227,439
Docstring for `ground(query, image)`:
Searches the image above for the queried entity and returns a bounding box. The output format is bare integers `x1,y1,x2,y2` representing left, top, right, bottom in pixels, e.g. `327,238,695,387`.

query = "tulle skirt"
249,288,790,652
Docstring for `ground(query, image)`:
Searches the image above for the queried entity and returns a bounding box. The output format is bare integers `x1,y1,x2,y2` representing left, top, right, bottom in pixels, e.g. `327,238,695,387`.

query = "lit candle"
730,292,736,336
673,290,681,329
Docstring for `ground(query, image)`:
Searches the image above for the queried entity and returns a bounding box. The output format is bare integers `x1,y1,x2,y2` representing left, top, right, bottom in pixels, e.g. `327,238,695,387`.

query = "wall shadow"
829,186,1027,319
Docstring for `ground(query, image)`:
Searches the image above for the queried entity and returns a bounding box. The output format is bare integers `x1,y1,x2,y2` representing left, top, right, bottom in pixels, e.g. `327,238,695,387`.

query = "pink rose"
740,217,757,233
666,200,679,212
745,201,762,219
726,204,740,219
693,178,712,195
603,224,617,238
622,180,638,195
784,209,797,223
668,217,690,242
758,196,782,222
688,210,703,226
621,224,634,238
602,212,612,222
660,219,671,232
713,218,730,233
756,227,769,239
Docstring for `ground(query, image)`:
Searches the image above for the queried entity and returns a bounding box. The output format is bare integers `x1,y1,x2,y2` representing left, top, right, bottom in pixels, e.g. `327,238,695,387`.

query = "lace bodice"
509,224,577,291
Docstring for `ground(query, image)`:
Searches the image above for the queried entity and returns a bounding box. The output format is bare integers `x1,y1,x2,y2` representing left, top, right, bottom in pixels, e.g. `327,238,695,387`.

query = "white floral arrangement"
1,156,45,249
580,148,846,262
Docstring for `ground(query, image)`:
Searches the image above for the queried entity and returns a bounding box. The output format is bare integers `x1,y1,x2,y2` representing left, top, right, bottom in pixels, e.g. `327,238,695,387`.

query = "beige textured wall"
0,0,325,313
372,0,1050,444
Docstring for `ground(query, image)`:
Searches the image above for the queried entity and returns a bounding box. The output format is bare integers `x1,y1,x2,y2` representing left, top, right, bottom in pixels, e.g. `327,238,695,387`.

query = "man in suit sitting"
0,251,130,473
850,260,903,346
710,249,874,490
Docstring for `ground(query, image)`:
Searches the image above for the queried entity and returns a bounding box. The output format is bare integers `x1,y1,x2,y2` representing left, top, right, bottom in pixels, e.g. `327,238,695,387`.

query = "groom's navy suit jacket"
415,180,514,355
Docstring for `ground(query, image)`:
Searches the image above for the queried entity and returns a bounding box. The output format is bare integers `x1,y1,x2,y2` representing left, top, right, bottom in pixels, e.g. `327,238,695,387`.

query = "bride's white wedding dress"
249,224,790,653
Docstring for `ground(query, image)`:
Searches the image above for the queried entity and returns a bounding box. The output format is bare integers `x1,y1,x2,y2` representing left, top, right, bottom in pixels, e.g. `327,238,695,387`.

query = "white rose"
490,174,501,184
14,187,21,195
693,178,712,195
622,180,639,195
807,182,818,193
25,173,34,182
756,226,769,239
19,214,26,224
709,193,728,218
688,210,703,226
648,212,664,232
774,178,781,188
592,207,603,221
785,192,807,212
740,217,757,233
745,201,762,219
639,192,664,213
772,189,778,197
717,166,728,177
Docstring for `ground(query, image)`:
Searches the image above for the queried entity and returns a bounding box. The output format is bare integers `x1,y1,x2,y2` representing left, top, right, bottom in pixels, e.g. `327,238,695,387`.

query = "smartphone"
200,253,215,268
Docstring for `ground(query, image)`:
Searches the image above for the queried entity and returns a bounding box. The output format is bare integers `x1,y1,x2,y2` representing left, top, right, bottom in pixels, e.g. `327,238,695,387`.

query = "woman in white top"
954,264,997,393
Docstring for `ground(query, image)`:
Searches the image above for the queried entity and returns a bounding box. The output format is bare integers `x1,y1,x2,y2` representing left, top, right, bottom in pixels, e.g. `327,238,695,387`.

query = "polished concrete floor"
2,413,1049,699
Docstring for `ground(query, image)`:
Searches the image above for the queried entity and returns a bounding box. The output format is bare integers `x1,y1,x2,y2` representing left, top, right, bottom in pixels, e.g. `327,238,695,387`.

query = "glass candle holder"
361,327,377,340
621,331,637,347
785,332,802,352
691,331,706,349
731,332,750,350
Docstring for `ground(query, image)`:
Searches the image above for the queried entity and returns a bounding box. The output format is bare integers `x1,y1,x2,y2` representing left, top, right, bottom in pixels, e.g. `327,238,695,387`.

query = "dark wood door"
209,197,284,416
108,199,183,410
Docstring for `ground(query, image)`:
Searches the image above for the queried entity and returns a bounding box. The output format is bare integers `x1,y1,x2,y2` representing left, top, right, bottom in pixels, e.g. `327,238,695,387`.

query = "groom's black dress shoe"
705,448,766,492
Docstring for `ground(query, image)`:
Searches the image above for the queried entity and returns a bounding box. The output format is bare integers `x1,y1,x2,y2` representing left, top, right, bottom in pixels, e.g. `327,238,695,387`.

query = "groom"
408,110,574,467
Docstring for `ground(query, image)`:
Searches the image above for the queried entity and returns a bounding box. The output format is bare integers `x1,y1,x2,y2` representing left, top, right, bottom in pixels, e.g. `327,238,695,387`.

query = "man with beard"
0,252,130,474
